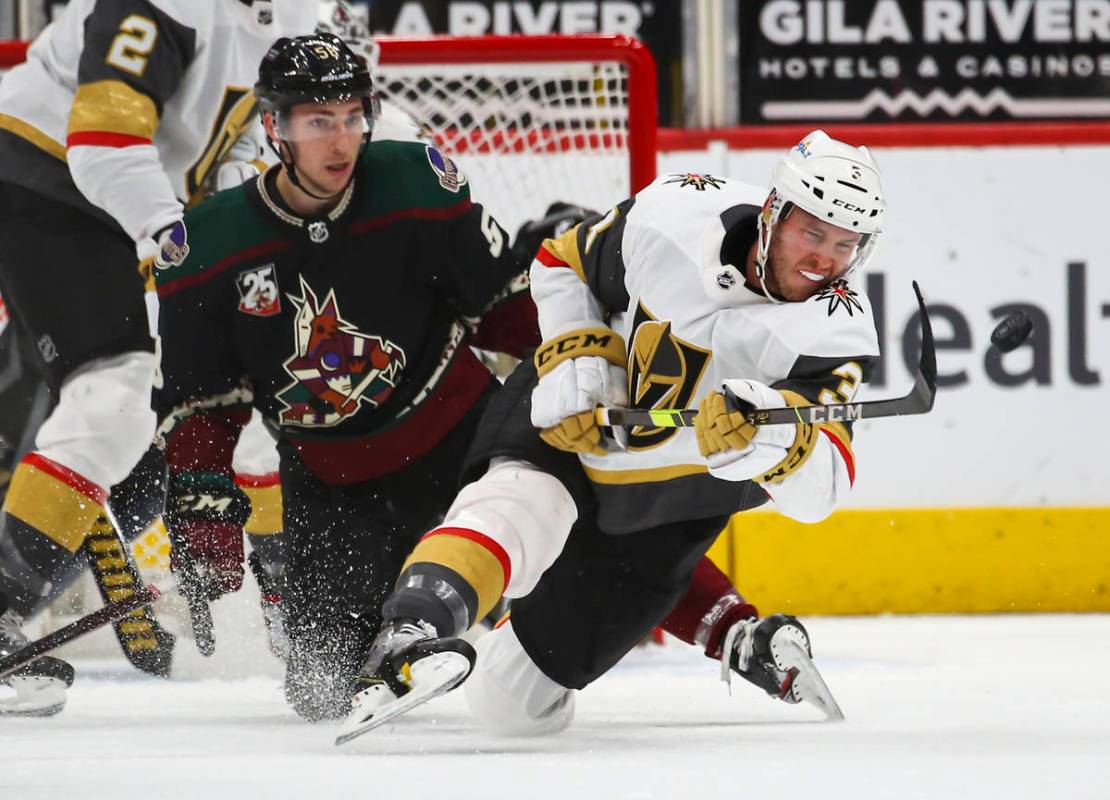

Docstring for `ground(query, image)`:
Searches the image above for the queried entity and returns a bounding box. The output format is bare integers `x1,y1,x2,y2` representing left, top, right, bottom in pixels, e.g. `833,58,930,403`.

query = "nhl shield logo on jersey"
276,276,407,428
663,173,726,191
426,146,467,192
815,279,864,317
307,221,330,244
626,302,711,451
236,264,281,317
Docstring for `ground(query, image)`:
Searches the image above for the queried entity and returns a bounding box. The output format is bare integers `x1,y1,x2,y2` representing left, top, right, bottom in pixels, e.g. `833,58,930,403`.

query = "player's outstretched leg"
464,619,575,736
0,597,75,717
722,614,844,720
336,619,476,745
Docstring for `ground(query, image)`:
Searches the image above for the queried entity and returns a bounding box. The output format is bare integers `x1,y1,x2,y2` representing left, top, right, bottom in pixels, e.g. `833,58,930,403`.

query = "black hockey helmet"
255,33,377,201
255,32,375,115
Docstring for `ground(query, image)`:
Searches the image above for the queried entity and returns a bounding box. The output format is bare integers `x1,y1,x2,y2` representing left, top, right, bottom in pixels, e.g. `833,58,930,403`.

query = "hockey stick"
596,281,937,429
0,585,161,681
83,515,176,676
175,559,216,657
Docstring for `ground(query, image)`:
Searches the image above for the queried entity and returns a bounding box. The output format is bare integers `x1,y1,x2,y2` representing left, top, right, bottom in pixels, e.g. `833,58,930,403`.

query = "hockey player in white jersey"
0,0,319,716
339,131,885,742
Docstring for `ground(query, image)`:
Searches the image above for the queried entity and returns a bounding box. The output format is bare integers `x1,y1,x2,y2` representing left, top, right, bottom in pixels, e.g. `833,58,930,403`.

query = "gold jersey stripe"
68,80,159,140
4,462,107,552
540,225,587,282
241,484,283,536
0,113,66,160
582,461,708,485
400,533,506,623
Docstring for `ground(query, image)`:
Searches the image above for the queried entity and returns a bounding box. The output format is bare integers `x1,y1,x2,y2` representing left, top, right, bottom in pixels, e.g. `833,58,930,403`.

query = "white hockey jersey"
0,0,318,249
531,173,881,533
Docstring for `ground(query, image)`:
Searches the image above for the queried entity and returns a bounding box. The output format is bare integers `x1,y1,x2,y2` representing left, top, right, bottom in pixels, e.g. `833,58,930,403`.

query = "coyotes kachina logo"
626,301,710,451
815,279,864,317
277,276,406,427
663,173,726,191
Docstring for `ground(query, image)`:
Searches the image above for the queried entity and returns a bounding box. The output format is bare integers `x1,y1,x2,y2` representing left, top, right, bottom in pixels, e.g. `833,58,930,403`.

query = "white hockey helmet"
755,130,885,297
316,0,380,72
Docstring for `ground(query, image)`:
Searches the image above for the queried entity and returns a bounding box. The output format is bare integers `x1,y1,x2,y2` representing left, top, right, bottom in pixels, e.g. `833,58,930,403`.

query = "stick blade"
911,280,937,398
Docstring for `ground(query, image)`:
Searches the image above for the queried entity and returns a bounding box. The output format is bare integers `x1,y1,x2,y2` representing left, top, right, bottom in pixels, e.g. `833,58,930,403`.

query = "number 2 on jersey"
106,15,158,77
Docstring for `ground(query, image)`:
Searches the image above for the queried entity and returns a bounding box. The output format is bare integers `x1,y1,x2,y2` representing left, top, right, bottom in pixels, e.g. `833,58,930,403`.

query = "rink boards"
657,130,1110,613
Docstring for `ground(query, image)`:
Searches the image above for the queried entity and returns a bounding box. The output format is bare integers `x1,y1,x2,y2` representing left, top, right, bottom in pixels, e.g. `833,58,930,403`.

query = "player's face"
283,99,367,195
767,207,863,301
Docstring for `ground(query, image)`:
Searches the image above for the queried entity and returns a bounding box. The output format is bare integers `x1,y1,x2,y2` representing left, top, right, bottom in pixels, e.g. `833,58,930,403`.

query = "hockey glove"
153,220,189,270
511,202,597,265
165,471,252,601
214,124,267,192
531,326,627,457
695,379,818,484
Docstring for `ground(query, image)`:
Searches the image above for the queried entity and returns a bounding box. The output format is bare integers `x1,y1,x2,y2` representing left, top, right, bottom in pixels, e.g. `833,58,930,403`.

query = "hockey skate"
0,608,75,717
335,619,476,746
722,613,844,721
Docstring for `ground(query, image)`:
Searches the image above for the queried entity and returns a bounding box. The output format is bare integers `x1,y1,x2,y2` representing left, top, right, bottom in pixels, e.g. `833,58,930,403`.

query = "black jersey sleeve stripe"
573,196,635,314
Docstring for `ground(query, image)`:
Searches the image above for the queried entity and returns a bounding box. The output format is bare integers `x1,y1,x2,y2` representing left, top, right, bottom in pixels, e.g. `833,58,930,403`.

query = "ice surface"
3,615,1108,800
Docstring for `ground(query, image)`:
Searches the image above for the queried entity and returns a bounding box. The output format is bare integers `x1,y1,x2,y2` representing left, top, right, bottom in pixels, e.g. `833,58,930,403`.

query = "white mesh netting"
375,58,634,235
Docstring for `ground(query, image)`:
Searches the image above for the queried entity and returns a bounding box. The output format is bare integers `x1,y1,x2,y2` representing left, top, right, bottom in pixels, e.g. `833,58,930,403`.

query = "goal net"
374,35,657,236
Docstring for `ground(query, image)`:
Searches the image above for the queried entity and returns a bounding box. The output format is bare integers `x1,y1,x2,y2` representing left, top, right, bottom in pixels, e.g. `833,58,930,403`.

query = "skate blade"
776,639,844,721
0,675,68,717
335,651,472,746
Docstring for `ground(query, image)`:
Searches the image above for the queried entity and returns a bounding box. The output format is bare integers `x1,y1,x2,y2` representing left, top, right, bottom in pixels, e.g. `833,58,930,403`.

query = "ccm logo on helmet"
832,199,868,214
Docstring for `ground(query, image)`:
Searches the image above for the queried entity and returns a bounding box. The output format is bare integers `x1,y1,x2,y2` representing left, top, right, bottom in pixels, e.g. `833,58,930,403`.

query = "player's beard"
766,239,837,302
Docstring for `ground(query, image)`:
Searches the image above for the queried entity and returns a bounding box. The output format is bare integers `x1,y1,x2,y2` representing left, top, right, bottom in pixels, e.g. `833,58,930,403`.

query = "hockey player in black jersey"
341,131,888,741
153,32,585,722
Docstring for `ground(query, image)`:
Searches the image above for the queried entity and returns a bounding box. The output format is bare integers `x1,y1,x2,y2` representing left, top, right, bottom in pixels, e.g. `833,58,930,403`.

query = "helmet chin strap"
265,132,366,203
754,202,794,305
754,257,781,305
271,139,347,202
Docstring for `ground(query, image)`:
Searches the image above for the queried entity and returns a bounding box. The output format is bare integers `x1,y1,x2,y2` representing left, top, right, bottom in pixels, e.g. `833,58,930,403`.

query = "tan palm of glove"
695,390,757,458
539,409,608,457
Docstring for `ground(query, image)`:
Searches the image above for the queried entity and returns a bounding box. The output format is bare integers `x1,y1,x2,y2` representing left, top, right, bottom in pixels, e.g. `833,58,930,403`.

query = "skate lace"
360,619,436,679
719,619,757,691
0,609,29,651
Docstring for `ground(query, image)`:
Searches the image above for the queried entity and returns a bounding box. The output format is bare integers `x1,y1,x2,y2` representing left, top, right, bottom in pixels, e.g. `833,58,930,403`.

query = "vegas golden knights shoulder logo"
626,301,710,450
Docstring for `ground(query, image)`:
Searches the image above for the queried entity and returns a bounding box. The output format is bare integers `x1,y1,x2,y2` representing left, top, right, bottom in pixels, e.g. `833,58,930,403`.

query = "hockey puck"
990,311,1034,353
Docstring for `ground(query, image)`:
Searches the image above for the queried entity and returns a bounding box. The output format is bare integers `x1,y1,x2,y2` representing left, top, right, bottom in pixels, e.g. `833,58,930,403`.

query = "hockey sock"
383,526,511,637
660,556,758,659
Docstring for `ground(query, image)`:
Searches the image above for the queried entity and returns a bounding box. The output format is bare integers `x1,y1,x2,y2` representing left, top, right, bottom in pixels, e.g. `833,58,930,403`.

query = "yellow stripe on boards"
706,507,1110,614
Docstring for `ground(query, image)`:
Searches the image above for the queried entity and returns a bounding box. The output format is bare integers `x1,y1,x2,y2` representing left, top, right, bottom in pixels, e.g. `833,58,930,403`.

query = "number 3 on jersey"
107,15,158,77
818,361,863,405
